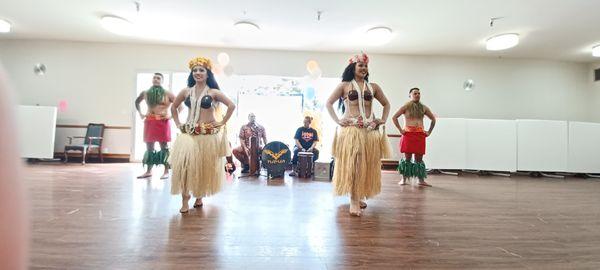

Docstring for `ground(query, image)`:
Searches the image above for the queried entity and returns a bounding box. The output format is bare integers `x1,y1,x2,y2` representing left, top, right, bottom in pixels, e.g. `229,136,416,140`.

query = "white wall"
53,127,131,155
0,39,597,156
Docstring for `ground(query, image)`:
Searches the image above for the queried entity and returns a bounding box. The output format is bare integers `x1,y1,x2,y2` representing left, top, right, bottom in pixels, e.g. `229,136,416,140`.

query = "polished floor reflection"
26,163,600,269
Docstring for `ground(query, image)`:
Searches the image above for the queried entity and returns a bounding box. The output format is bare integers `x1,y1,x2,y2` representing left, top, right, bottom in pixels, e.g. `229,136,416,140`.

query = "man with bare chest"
135,73,175,179
392,87,436,187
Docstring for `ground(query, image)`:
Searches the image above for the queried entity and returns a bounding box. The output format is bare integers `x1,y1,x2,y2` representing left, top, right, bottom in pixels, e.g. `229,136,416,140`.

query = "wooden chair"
64,123,105,164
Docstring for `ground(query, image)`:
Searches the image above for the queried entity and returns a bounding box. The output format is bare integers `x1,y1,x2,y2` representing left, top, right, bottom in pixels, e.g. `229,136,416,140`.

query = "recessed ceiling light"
0,19,11,33
234,21,260,33
101,15,135,36
486,33,519,51
366,27,393,45
593,45,600,57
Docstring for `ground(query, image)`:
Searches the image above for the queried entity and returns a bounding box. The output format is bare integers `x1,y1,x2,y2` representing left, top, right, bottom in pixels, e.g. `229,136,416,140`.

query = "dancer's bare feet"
193,198,203,208
137,171,152,179
349,200,362,216
398,177,409,185
160,170,169,179
418,181,432,187
180,194,190,213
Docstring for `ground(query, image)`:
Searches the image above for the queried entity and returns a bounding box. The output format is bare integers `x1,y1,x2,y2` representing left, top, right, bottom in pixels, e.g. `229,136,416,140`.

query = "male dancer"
135,73,175,179
392,87,436,186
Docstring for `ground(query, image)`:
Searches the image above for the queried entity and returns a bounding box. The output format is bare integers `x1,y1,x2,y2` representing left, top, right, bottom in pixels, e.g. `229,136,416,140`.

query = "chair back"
84,123,105,146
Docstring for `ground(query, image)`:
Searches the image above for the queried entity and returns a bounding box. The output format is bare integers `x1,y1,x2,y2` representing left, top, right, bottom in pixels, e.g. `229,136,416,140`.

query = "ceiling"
1,0,600,62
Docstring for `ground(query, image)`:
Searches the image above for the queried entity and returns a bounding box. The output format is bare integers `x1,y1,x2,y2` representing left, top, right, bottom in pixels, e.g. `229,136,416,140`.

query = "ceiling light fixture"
593,45,600,57
486,33,519,51
0,19,11,33
234,21,260,33
101,15,135,36
366,26,393,45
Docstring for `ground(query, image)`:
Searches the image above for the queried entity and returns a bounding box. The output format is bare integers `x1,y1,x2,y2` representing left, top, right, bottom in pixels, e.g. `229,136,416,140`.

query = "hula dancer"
135,73,175,179
392,87,436,187
325,52,392,216
170,56,236,213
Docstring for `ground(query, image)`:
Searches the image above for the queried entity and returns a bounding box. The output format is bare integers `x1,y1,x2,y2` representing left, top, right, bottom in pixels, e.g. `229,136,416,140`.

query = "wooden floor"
25,163,600,269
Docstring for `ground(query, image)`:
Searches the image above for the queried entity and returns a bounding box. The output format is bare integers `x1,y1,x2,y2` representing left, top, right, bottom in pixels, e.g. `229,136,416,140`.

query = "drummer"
233,113,268,173
289,116,319,176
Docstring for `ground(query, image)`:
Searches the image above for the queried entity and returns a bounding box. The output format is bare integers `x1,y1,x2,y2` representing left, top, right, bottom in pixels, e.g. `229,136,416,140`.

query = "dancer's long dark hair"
338,62,370,113
187,69,220,89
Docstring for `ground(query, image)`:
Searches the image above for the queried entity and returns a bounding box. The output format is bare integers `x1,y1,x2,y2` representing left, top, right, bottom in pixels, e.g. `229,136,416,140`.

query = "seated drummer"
233,113,268,173
289,116,319,176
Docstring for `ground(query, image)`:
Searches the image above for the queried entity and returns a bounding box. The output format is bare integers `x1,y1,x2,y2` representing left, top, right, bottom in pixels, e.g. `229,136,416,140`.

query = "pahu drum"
261,141,291,179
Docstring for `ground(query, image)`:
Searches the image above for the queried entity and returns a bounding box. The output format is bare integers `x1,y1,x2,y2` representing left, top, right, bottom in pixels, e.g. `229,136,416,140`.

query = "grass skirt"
169,128,228,198
331,126,391,199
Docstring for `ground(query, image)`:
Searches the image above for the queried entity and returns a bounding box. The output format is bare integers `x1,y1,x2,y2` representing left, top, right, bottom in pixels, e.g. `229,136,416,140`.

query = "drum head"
261,141,291,175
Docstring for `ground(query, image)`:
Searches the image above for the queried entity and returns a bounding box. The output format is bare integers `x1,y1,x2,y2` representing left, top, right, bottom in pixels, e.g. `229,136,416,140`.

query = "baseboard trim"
53,152,130,163
56,124,131,130
382,160,399,171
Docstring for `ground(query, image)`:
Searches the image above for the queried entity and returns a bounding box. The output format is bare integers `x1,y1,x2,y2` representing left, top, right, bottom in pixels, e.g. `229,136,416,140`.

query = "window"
133,72,339,162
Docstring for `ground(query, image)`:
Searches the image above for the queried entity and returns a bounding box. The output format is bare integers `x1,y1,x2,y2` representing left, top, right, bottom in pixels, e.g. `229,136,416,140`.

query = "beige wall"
1,39,598,156
590,62,600,121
